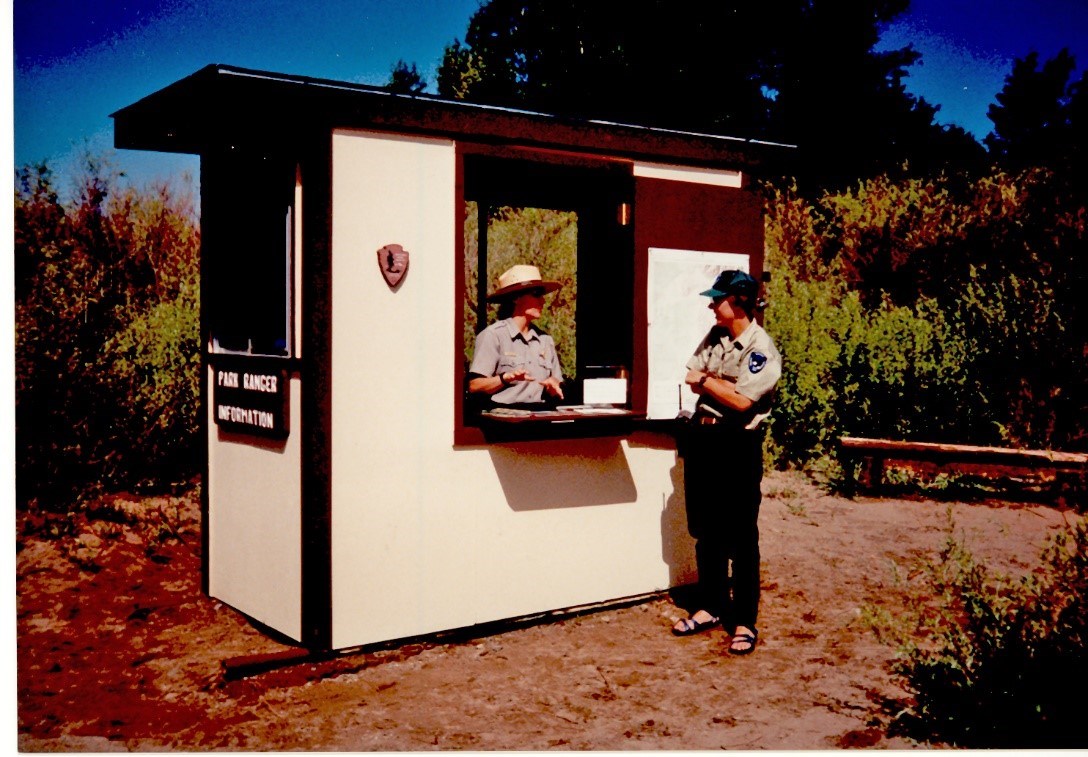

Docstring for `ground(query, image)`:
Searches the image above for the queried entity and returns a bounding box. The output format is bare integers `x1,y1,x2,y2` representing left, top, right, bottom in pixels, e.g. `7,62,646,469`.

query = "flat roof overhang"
112,64,794,172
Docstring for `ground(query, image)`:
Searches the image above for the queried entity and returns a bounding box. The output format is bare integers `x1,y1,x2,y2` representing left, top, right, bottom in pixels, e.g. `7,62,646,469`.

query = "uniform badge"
748,352,768,374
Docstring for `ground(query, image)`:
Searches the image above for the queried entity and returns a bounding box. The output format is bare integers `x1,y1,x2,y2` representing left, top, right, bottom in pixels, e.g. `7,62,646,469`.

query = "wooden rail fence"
839,436,1088,506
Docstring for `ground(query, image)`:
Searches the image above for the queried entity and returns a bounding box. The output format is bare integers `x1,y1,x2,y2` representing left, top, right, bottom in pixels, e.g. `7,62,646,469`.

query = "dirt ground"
16,470,1078,751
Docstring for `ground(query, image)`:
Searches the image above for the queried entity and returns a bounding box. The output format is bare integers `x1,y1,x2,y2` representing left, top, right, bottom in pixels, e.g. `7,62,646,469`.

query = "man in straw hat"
468,264,566,406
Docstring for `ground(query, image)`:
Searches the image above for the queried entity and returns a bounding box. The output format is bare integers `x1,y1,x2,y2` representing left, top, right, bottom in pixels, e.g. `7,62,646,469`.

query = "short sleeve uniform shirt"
686,321,781,427
469,318,564,404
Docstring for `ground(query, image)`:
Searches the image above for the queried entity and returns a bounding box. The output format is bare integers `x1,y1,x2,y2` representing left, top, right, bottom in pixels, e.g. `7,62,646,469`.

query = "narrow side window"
205,150,294,357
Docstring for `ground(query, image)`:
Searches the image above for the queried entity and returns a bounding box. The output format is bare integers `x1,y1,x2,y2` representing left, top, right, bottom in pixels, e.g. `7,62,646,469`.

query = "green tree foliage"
437,39,484,101
432,0,981,190
971,51,1088,451
387,59,427,94
763,166,1086,477
463,200,480,366
438,0,771,136
986,49,1088,213
762,0,984,186
986,50,1084,172
15,158,200,508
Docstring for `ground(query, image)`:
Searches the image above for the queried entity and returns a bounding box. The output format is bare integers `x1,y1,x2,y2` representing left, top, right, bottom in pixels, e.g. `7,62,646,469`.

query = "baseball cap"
700,269,758,299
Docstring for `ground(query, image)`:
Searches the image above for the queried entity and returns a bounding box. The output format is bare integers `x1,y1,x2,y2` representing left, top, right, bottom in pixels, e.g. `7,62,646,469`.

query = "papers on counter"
555,405,630,415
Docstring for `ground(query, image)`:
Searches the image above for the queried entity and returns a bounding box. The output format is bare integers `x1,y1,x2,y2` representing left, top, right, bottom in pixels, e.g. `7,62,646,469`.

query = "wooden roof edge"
111,64,797,170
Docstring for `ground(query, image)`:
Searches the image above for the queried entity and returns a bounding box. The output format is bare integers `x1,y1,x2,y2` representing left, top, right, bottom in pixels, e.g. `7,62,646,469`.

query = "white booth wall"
329,129,696,650
206,376,305,641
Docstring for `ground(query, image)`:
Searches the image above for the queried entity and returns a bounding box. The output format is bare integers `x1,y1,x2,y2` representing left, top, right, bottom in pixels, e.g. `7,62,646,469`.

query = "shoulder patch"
748,352,768,374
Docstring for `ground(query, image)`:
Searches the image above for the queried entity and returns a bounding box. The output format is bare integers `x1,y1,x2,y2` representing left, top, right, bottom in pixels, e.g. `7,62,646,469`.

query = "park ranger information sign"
212,359,289,439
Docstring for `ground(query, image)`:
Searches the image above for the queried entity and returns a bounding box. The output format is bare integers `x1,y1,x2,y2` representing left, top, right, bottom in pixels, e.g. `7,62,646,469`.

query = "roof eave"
111,64,796,170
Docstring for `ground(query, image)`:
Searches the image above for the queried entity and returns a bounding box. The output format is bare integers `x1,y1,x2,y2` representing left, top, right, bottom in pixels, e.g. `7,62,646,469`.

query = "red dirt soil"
16,470,1078,750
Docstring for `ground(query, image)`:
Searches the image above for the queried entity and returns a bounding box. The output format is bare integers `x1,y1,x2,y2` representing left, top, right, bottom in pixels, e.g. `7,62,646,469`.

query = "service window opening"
459,153,635,431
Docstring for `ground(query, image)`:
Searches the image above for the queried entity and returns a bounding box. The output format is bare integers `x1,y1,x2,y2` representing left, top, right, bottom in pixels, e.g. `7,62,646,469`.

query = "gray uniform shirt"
469,318,564,404
686,321,782,428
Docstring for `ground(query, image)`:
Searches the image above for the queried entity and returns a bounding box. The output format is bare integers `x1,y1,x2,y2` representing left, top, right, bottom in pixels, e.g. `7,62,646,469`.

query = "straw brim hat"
487,264,562,301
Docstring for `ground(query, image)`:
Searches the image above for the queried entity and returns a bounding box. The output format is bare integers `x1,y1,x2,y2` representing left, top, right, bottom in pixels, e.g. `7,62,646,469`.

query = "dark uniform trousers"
682,421,764,629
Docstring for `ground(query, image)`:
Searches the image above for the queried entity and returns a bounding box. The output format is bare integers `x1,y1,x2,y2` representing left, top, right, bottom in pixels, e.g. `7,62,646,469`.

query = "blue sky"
10,0,1088,191
12,0,484,190
877,0,1088,138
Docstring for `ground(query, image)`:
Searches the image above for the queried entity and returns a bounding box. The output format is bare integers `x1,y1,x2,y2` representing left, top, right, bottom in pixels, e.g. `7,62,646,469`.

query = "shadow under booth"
112,64,793,652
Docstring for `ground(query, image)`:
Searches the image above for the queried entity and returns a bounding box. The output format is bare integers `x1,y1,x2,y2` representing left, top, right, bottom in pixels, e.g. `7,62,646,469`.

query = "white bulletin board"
646,248,750,419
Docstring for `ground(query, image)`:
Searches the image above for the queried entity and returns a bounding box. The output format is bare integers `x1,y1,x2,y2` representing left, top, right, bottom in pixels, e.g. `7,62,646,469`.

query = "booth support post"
300,130,335,651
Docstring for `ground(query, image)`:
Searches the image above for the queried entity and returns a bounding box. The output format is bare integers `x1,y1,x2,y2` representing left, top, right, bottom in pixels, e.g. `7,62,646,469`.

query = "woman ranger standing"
671,270,781,656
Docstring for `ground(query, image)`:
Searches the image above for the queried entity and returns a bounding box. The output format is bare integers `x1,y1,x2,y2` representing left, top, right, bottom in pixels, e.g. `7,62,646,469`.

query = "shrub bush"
864,515,1088,748
764,265,971,482
14,158,200,508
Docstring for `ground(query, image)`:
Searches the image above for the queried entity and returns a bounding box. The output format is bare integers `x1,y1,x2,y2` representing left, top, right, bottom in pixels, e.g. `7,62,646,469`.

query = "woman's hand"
686,369,707,392
687,370,751,412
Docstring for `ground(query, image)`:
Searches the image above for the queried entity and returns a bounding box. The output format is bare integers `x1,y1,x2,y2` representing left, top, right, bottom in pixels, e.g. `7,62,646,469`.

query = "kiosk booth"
112,65,792,651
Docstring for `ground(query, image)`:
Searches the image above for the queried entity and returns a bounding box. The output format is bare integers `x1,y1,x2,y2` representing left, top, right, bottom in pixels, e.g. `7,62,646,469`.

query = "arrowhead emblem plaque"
377,244,409,288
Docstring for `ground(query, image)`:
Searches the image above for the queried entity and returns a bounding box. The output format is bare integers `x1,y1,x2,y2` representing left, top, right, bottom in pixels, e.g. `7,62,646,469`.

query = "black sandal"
728,629,758,655
672,614,720,636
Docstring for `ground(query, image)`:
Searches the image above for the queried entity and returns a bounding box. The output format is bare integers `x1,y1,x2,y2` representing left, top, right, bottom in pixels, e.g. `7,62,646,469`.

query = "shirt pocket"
707,352,732,379
534,352,555,377
497,352,520,373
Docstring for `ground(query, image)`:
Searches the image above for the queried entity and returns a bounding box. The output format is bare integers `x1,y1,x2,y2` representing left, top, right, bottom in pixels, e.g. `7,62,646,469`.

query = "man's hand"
540,376,565,399
505,368,530,383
